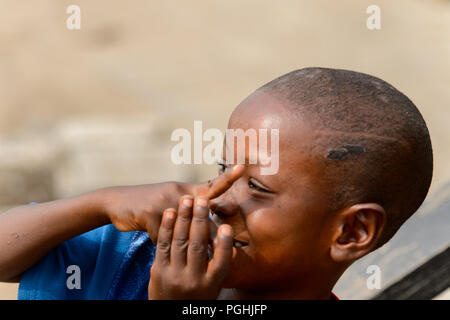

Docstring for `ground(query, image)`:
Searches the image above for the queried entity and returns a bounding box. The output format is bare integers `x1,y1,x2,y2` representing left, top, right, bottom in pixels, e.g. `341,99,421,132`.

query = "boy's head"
210,68,433,298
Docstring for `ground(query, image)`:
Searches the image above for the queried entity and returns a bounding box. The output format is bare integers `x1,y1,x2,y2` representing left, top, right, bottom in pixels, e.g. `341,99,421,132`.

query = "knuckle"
150,265,163,280
139,206,154,217
197,184,209,196
167,279,183,292
173,237,189,249
157,241,171,253
192,216,207,224
181,276,201,291
189,240,206,252
178,215,191,223
204,273,216,284
185,281,200,292
161,220,174,231
150,265,159,275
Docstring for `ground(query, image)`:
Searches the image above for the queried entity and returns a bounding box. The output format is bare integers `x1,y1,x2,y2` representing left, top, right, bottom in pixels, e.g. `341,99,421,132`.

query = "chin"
219,246,258,289
220,267,250,289
220,271,241,289
220,267,259,290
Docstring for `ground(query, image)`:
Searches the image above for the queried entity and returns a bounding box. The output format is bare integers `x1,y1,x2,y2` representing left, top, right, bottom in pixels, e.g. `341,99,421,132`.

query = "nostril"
210,200,239,218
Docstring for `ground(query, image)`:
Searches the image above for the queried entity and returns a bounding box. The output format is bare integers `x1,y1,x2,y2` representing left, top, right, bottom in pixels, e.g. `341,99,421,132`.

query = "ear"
330,203,386,263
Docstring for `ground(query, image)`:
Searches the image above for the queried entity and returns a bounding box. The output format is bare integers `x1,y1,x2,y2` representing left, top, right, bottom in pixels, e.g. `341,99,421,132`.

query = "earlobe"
330,203,386,263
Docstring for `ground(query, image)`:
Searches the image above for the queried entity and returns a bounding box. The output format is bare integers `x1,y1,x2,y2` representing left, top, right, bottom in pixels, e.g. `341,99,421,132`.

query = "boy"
0,68,433,299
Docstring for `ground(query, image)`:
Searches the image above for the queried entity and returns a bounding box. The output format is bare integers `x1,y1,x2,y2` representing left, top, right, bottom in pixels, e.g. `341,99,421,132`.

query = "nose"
209,190,240,221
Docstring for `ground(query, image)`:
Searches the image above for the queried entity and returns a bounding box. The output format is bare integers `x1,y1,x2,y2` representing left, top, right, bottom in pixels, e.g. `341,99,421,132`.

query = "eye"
248,178,271,193
217,161,228,174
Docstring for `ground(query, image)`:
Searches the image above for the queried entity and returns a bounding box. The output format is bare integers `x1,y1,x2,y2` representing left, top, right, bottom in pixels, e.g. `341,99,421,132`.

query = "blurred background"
0,0,449,299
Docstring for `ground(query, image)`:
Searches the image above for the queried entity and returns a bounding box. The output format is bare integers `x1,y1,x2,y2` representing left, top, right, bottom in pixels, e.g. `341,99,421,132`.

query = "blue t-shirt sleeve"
18,224,136,300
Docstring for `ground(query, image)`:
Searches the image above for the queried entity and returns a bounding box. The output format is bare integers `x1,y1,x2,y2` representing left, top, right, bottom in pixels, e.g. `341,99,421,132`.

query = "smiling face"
209,91,338,294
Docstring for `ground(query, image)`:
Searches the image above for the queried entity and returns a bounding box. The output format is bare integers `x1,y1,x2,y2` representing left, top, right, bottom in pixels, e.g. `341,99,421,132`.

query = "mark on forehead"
327,144,366,160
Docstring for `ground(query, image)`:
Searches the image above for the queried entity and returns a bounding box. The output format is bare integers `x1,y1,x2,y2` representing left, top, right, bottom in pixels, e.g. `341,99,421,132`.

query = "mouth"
207,239,248,260
209,209,249,249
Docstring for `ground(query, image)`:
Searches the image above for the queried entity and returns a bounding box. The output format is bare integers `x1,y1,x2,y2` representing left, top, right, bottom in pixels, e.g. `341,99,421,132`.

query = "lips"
207,238,248,260
209,209,249,249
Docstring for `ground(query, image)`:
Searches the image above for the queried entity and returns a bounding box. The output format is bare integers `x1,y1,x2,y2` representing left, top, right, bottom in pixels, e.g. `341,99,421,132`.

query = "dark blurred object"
372,246,450,300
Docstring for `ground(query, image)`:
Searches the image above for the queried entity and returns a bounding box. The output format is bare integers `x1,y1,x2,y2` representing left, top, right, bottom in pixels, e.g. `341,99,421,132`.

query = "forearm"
0,189,109,282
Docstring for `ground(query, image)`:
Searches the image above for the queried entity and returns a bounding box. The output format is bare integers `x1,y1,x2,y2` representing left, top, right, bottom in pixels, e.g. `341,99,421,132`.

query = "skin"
0,90,386,300
149,90,387,299
0,173,241,282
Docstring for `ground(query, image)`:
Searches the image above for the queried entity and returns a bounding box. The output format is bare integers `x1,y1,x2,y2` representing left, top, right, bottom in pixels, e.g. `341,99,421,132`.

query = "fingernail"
220,225,232,238
165,210,175,220
182,198,193,207
196,197,208,207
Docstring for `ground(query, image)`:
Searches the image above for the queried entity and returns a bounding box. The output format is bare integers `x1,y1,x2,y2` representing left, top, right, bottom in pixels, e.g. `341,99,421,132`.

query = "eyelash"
248,179,269,193
217,162,270,193
218,162,228,173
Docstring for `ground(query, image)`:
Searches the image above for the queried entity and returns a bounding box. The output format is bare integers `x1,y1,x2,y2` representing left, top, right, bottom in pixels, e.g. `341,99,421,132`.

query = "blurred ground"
0,0,449,299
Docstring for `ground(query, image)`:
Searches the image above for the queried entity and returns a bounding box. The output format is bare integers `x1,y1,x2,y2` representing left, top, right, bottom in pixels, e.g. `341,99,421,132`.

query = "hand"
148,196,235,300
100,165,245,244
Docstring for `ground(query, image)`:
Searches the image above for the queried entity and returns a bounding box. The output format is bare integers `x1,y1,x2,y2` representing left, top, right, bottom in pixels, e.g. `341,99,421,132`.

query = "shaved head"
256,67,433,247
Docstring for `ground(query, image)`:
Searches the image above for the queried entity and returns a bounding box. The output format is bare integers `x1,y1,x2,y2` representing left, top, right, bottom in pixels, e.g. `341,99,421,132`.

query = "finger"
205,164,245,199
171,195,194,267
154,208,176,266
187,196,210,273
207,224,234,283
208,215,218,248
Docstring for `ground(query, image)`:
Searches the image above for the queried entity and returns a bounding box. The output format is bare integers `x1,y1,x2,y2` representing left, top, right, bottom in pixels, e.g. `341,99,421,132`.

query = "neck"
218,280,336,300
217,266,346,300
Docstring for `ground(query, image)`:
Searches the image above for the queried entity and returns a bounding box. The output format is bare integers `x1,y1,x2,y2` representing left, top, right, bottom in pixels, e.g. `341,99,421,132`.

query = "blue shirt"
18,224,156,300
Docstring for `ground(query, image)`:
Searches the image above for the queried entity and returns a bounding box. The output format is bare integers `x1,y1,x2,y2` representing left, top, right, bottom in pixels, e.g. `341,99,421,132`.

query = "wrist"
175,181,199,198
168,181,188,201
84,187,114,225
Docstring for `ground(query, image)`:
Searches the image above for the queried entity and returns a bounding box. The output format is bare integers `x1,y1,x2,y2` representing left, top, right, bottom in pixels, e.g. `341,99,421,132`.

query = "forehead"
228,90,320,154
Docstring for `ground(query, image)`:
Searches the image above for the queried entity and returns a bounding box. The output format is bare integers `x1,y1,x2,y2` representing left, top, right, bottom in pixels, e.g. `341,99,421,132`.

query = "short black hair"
259,67,433,247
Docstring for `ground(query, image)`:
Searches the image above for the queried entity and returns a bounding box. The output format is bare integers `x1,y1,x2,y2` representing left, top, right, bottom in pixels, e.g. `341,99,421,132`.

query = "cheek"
247,203,326,265
224,203,326,288
247,208,304,260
